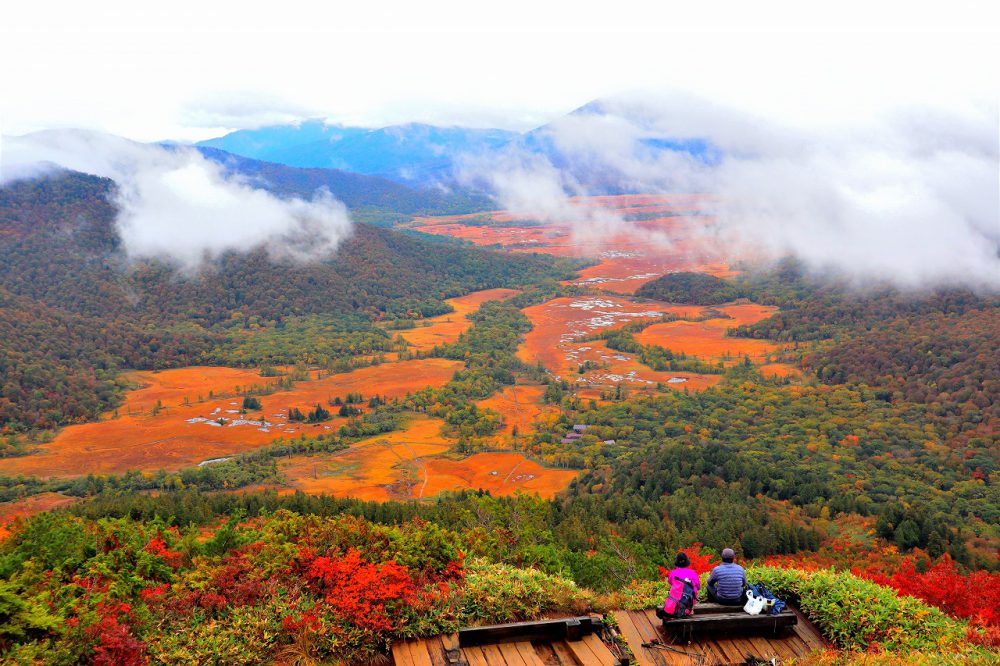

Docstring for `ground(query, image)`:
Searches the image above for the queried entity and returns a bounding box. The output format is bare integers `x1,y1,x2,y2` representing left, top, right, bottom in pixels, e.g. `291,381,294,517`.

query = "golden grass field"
278,415,578,501
395,288,520,351
0,359,461,478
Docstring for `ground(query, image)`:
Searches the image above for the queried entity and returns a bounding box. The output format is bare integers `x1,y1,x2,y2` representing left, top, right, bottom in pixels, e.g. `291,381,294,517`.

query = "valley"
3,18,998,666
1,176,996,666
0,192,799,506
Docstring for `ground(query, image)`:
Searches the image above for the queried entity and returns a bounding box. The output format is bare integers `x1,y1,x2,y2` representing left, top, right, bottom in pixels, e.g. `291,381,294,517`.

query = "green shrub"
460,559,593,624
748,566,968,653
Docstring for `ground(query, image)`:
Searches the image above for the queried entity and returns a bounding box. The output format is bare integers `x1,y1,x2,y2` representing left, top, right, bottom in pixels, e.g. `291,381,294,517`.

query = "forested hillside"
635,271,740,304
624,263,1000,491
0,172,570,430
197,147,491,217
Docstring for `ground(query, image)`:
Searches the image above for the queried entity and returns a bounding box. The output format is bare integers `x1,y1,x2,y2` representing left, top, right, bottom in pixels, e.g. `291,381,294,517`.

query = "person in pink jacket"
658,552,701,617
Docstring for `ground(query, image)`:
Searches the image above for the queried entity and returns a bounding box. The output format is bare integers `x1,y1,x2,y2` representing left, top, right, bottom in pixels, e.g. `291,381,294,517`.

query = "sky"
2,0,998,142
2,1,997,287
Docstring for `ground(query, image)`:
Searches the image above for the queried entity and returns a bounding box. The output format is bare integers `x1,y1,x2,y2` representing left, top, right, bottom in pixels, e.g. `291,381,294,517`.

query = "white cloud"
1,130,353,269
466,95,1000,289
1,2,996,140
179,91,325,131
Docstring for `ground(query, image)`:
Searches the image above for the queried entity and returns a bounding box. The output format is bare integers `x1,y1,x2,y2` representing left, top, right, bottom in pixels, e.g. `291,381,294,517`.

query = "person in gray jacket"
706,548,747,605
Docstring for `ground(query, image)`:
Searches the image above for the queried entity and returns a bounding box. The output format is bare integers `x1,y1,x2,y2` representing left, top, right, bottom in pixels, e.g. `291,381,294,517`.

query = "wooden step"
458,615,604,647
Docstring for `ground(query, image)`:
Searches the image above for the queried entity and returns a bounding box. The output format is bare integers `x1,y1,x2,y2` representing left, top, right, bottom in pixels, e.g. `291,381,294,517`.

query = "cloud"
1,130,353,269
457,150,628,247
179,91,323,131
463,93,1000,290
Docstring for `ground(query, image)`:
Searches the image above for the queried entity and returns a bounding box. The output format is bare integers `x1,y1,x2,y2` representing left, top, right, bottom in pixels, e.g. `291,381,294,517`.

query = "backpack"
663,576,696,617
746,583,786,615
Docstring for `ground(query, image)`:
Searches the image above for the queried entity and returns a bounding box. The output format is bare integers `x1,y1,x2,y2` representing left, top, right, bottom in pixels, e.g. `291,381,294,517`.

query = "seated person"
706,548,746,606
656,552,700,618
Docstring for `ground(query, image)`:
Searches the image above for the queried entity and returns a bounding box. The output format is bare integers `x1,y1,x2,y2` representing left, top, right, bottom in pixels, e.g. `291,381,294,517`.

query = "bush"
460,559,593,624
748,566,975,655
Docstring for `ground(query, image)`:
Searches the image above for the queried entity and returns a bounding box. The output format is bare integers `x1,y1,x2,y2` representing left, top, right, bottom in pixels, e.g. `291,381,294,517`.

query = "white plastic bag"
744,589,765,615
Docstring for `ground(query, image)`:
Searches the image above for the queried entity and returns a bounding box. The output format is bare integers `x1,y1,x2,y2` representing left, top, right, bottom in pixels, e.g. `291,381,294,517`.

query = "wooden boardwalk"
392,607,827,665
392,629,621,665
610,607,826,665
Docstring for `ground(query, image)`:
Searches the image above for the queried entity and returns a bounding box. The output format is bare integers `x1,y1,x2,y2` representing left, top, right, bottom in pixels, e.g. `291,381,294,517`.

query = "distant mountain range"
194,146,491,219
197,100,721,190
198,121,518,185
3,128,493,221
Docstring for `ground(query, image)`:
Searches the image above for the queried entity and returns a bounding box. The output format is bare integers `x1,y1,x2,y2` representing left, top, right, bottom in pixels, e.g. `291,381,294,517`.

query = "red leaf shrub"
143,536,183,569
660,542,720,577
854,555,1000,627
768,544,1000,628
282,607,322,633
304,548,417,632
210,550,270,606
86,603,146,666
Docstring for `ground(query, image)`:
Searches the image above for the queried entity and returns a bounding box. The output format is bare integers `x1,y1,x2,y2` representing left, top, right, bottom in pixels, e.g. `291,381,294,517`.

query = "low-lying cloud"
1,130,353,269
465,94,1000,290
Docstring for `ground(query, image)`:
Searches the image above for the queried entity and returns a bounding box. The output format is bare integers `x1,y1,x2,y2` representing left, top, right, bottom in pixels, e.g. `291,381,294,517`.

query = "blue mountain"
196,100,722,192
198,121,517,184
194,146,491,216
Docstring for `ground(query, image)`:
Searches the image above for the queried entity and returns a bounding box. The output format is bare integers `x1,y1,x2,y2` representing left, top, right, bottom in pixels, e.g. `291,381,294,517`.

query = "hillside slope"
196,146,491,215
0,171,568,430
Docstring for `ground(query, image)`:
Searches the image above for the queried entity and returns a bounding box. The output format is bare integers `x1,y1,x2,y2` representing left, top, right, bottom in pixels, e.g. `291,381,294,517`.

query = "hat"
721,548,735,559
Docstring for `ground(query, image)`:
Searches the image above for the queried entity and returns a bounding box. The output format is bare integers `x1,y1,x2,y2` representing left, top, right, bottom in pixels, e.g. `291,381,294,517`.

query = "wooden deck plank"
637,611,716,666
565,638,600,665
581,634,618,665
730,636,765,663
513,641,546,666
409,639,436,666
793,609,826,651
499,641,529,666
406,605,822,666
610,611,658,666
696,639,730,665
482,643,510,665
790,634,819,659
391,641,412,666
566,635,609,666
425,636,448,666
710,637,743,665
639,610,681,665
462,645,491,666
637,610,689,665
551,640,583,665
746,635,783,661
633,610,667,645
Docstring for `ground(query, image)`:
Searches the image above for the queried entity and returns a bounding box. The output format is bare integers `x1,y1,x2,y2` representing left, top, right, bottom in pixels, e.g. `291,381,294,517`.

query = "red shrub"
967,621,1000,648
143,536,183,569
660,542,720,578
304,548,417,632
210,551,270,606
870,555,1000,627
90,616,146,666
197,592,228,613
138,583,169,601
86,603,146,666
282,607,322,633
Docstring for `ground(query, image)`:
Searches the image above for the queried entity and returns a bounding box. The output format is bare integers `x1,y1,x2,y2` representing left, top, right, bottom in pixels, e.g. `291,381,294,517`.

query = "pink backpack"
663,575,696,617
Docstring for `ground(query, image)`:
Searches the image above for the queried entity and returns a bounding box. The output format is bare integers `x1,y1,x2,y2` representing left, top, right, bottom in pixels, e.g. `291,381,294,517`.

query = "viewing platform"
391,604,827,665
